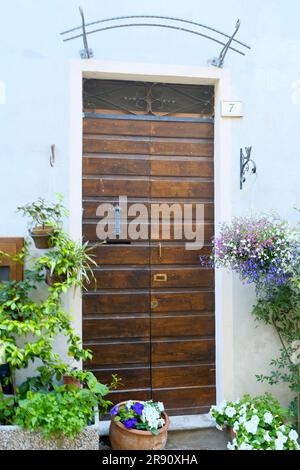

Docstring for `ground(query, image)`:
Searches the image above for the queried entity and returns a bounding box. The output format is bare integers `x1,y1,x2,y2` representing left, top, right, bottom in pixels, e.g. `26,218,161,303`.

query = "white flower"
275,438,284,450
216,423,224,431
288,429,298,442
239,414,247,424
239,442,253,450
227,442,235,450
264,431,272,443
244,415,260,435
263,412,273,424
276,431,287,443
225,406,236,418
157,402,164,412
233,421,240,432
125,400,134,410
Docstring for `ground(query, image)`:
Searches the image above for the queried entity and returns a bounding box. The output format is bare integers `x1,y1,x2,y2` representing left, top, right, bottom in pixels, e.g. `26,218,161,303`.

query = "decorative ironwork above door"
83,79,214,117
61,9,251,68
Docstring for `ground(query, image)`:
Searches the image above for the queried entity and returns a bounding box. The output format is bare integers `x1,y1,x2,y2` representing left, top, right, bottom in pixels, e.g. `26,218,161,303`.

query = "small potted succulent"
109,400,169,450
17,195,68,249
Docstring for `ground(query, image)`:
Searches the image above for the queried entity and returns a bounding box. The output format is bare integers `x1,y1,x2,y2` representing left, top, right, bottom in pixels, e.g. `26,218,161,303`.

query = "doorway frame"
68,59,235,414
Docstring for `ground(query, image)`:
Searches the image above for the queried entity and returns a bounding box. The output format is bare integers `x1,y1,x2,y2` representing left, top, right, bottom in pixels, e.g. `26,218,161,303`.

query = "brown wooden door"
82,80,215,415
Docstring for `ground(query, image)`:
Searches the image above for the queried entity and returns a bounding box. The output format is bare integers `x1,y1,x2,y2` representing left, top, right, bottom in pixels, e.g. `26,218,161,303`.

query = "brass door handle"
158,242,162,260
153,273,167,282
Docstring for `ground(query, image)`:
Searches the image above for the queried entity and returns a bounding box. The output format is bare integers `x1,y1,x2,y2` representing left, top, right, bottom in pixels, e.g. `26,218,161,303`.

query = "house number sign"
221,100,243,117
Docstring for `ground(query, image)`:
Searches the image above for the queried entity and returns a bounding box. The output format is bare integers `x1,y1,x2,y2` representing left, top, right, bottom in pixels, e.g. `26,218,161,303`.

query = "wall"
1,0,299,406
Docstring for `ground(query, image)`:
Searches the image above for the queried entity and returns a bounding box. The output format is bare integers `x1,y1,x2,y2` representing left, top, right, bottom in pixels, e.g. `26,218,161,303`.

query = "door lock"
153,273,167,282
151,299,159,309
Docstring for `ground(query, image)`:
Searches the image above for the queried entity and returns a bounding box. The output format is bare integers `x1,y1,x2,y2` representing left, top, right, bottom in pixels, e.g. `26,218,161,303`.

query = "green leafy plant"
210,394,299,450
0,393,17,425
33,230,97,290
17,194,68,230
15,385,104,438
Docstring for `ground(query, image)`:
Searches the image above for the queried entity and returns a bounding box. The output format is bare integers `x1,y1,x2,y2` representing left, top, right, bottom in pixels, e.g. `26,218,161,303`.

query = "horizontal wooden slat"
149,142,213,157
152,338,215,363
150,244,211,265
83,138,148,155
82,222,214,243
90,268,149,289
152,364,215,388
85,341,150,366
91,367,151,390
151,180,213,198
83,177,150,197
92,244,149,265
83,317,150,340
83,292,149,314
83,156,149,176
106,390,151,405
151,291,214,313
151,268,214,288
151,315,214,338
151,158,213,177
83,118,214,139
151,386,216,409
83,200,214,221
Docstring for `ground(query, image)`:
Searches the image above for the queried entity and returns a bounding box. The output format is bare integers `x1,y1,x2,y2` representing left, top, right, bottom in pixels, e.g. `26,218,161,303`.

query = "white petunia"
263,412,273,424
244,415,259,435
225,406,236,418
275,439,284,450
264,431,272,443
227,442,235,450
157,402,165,412
276,431,287,444
288,429,298,442
239,442,253,450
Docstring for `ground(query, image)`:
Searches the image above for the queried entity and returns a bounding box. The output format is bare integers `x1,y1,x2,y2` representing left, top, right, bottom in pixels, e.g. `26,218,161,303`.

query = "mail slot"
153,273,167,282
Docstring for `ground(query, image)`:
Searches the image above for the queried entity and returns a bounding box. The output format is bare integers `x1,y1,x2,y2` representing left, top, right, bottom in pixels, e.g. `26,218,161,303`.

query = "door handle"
158,242,162,260
153,273,167,282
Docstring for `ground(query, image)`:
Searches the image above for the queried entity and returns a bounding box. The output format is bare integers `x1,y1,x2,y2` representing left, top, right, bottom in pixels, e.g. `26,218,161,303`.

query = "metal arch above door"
82,78,215,416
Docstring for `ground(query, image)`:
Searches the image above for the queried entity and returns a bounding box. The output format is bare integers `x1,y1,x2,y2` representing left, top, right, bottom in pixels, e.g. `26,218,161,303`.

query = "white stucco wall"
1,0,299,406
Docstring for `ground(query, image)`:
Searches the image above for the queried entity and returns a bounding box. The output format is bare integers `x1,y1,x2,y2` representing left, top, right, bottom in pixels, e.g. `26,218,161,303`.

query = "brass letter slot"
153,273,167,282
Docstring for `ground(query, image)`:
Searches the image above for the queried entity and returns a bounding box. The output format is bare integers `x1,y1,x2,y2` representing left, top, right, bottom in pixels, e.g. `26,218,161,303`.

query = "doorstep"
100,413,214,436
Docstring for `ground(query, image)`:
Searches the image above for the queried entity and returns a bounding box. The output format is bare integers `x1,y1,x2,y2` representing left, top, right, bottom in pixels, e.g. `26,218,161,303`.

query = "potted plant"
109,400,169,450
210,393,299,450
17,195,68,249
34,230,97,289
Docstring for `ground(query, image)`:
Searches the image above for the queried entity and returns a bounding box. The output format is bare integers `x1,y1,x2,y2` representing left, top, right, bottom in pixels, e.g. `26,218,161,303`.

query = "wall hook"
240,146,256,189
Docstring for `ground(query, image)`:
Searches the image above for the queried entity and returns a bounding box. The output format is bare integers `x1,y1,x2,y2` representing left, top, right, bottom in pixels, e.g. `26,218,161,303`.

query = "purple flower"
132,402,144,415
123,418,138,429
110,405,119,417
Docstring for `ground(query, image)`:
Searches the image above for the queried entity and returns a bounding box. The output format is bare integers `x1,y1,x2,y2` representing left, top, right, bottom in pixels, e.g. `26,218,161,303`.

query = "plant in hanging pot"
17,194,68,249
109,400,169,450
33,230,97,289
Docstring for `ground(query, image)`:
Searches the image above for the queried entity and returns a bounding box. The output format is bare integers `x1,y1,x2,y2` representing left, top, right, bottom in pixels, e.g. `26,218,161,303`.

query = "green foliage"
15,386,99,438
17,194,68,229
0,393,17,425
33,230,97,290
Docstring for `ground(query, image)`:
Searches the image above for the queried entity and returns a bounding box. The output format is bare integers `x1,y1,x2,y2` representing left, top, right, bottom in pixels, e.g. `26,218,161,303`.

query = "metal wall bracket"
79,7,93,59
211,20,241,67
240,146,256,190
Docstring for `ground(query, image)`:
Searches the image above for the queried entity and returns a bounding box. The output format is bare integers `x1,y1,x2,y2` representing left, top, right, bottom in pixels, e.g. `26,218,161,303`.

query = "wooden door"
82,80,215,415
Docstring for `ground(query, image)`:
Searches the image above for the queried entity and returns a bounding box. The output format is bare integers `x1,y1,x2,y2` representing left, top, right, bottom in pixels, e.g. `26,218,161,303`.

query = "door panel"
82,80,215,414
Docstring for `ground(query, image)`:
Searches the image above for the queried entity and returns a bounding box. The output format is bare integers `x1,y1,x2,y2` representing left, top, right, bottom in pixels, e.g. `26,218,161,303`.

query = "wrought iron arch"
61,9,251,67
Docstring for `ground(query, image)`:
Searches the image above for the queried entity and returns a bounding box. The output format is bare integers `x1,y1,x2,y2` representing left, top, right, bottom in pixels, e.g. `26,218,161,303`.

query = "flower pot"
45,269,66,286
63,375,82,388
228,427,236,440
109,402,169,450
30,227,54,249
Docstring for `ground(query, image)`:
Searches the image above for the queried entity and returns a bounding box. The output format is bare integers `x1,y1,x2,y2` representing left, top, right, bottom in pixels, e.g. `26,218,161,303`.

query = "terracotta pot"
109,402,169,450
63,375,82,388
228,427,236,440
30,227,54,249
45,269,66,286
